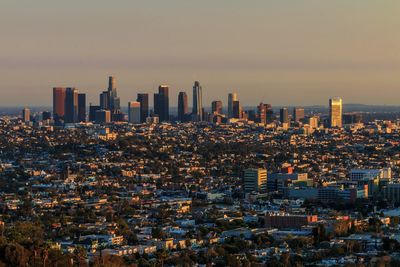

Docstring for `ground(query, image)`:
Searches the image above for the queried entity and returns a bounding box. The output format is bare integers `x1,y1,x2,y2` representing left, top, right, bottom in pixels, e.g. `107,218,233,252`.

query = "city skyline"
2,1,400,106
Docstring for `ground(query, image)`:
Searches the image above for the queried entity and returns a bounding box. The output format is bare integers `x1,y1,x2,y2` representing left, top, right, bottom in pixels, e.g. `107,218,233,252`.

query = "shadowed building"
155,85,169,122
78,93,86,122
89,105,101,122
192,81,203,121
64,88,78,123
137,93,149,123
178,92,188,122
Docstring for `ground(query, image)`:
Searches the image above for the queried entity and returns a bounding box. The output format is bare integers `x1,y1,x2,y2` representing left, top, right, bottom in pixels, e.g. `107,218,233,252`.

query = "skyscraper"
153,93,160,118
99,91,109,110
280,107,289,124
64,88,78,123
232,100,241,119
178,92,188,122
192,81,203,121
128,101,141,124
228,93,238,118
156,85,169,122
293,107,305,122
137,93,149,123
53,87,66,122
78,93,86,122
257,103,268,124
329,97,343,128
211,100,223,114
108,76,120,112
89,105,101,122
22,108,30,122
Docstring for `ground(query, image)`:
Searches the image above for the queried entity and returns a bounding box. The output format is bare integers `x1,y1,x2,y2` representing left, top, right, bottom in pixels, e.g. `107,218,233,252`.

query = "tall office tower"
99,91,109,110
89,105,101,121
293,107,305,122
232,100,241,119
64,88,79,123
95,110,111,124
243,168,267,193
211,100,223,114
22,108,30,122
53,87,66,122
178,92,188,122
128,101,141,124
192,81,203,121
108,76,120,111
329,97,343,128
153,93,160,118
309,116,319,129
263,104,274,123
137,93,149,123
78,93,86,122
280,107,289,124
257,103,268,124
228,92,238,118
156,85,169,122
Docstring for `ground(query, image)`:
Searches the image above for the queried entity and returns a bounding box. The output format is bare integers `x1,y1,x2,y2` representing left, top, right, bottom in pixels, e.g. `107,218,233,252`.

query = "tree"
3,243,30,267
333,220,349,237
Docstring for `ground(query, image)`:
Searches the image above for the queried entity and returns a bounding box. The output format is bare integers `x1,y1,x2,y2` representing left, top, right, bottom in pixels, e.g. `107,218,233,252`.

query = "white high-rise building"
128,101,141,124
329,97,342,128
228,92,238,118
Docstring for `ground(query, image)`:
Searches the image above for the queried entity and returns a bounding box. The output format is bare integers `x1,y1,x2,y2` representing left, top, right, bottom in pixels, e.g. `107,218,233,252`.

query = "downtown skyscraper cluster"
50,75,343,129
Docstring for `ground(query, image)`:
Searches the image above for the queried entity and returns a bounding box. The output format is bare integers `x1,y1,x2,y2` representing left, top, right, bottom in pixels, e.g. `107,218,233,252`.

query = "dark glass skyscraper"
137,93,149,123
89,105,100,122
156,85,169,122
78,93,86,122
153,93,160,118
232,100,241,119
192,81,203,121
178,92,188,122
64,88,78,123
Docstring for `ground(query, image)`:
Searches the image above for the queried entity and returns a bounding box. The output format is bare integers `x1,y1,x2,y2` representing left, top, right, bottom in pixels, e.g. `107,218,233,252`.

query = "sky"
1,0,400,107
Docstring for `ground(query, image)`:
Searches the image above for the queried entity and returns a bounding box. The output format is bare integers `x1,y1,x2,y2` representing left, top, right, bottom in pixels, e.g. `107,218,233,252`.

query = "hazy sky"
1,0,400,107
